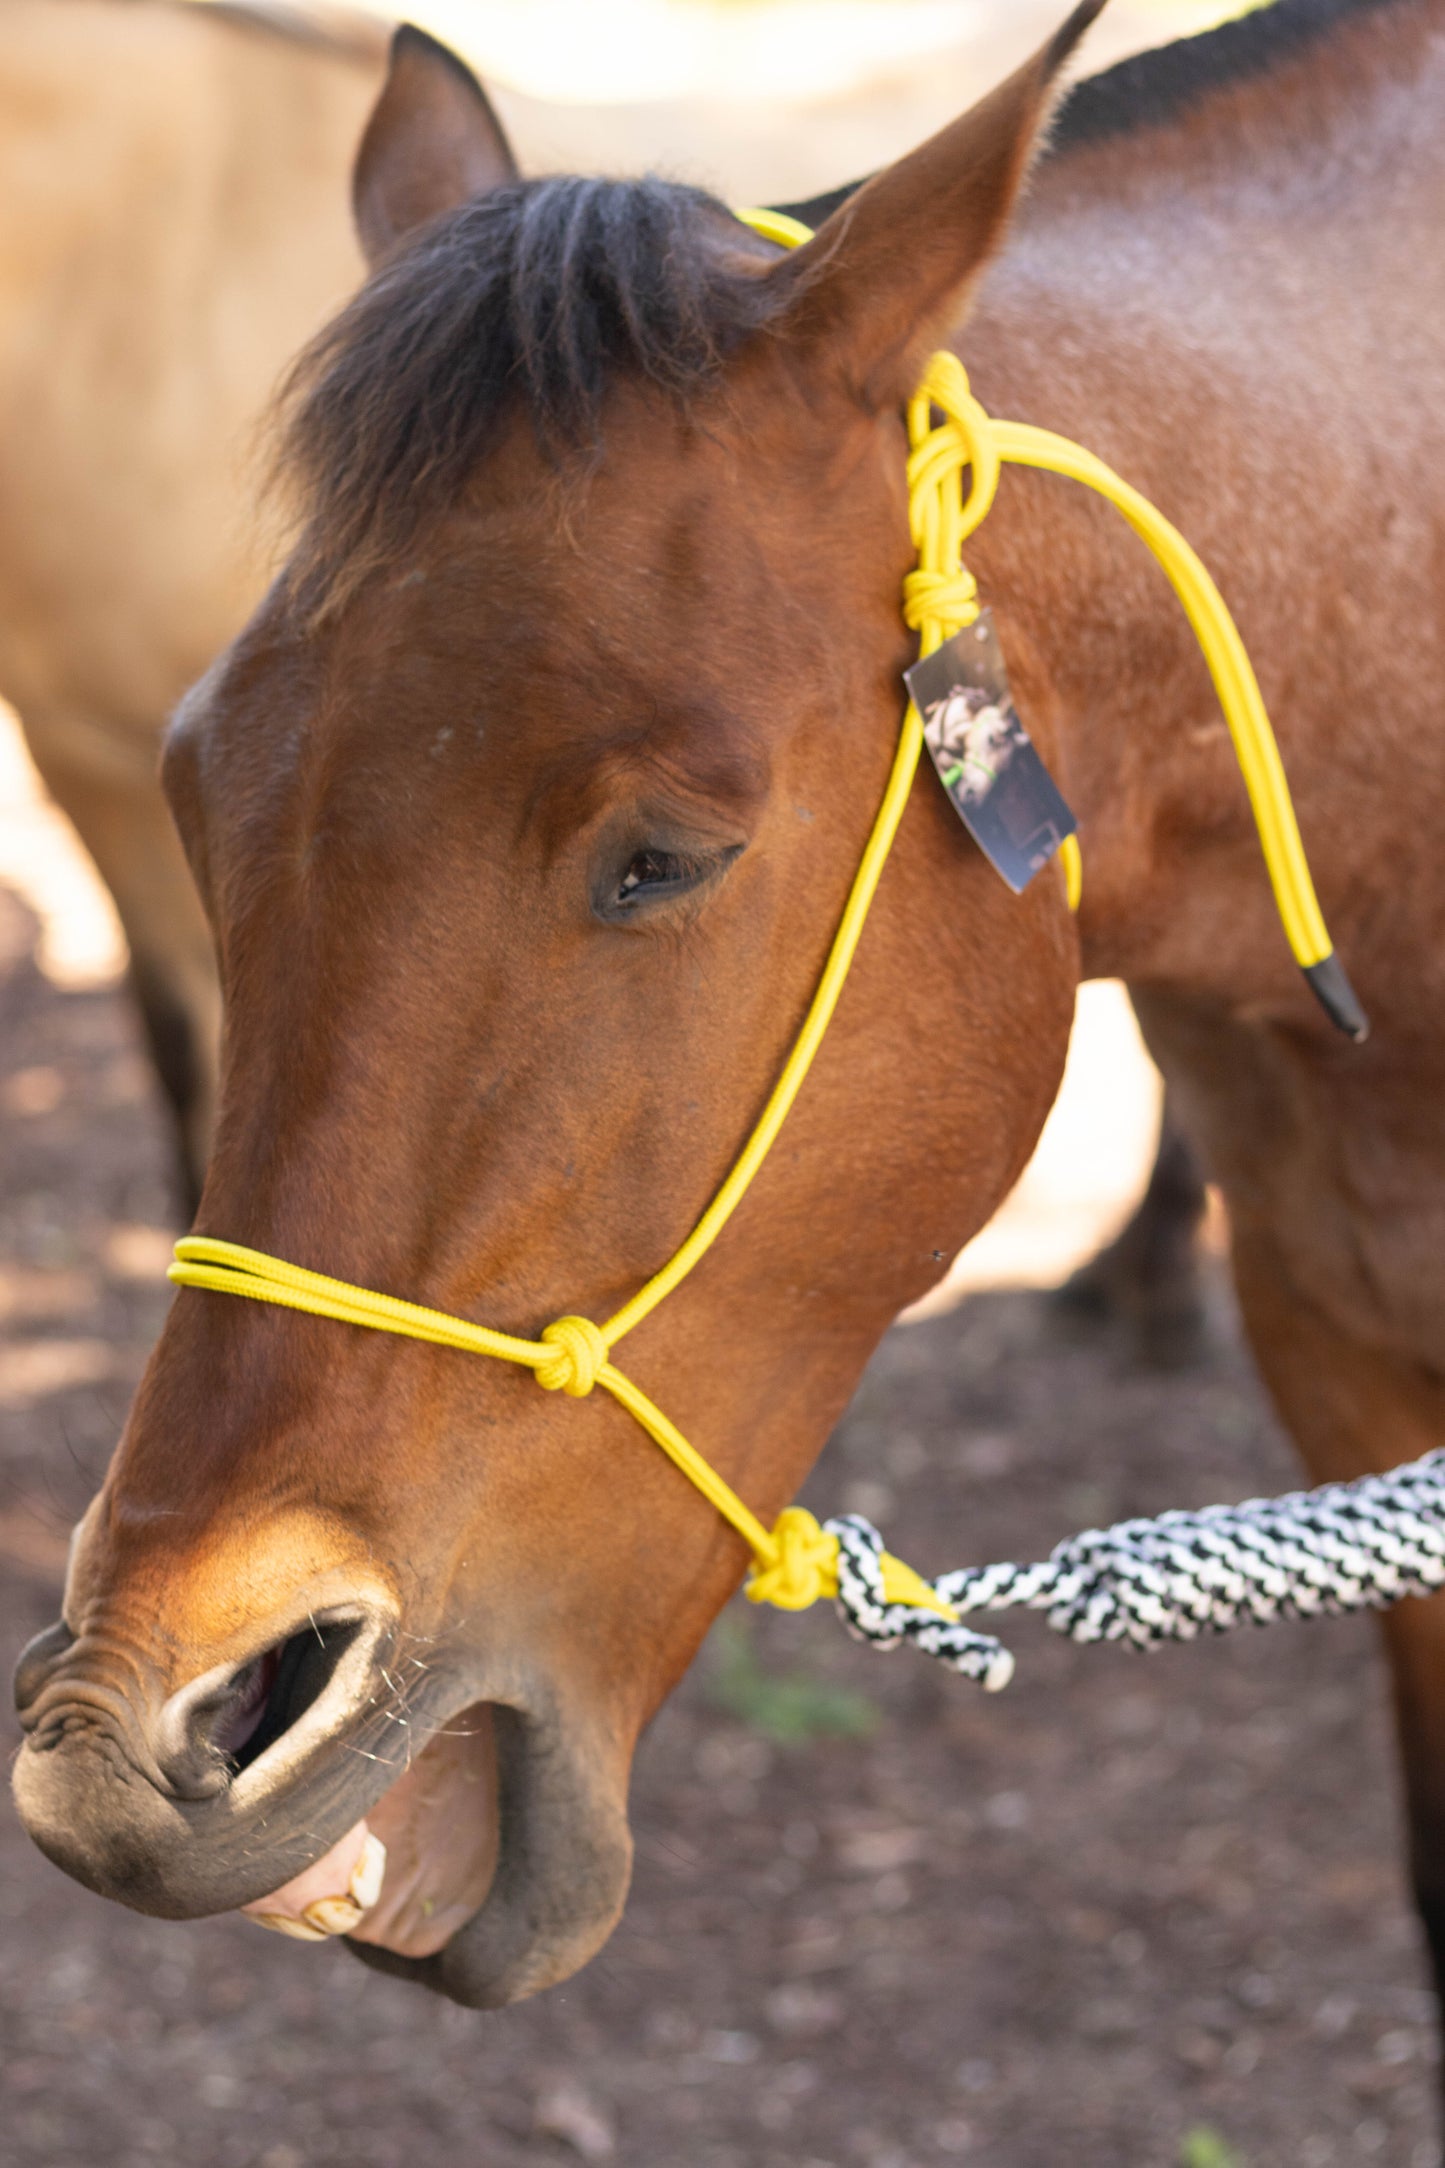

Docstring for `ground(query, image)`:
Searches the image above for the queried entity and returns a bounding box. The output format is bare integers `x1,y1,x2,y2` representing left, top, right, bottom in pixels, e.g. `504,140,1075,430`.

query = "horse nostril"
158,1615,373,1793
213,1645,283,1760
13,1620,77,1717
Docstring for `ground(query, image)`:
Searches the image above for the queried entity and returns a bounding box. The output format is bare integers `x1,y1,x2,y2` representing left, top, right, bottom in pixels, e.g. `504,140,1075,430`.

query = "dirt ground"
0,873,1439,2168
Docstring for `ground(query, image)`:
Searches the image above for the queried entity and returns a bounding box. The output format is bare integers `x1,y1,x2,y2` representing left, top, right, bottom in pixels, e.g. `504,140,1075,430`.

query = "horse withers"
15,0,1445,2031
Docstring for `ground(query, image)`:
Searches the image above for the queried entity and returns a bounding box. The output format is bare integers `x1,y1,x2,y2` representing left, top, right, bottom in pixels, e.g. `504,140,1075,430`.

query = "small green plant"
705,1613,878,1746
1179,2128,1243,2168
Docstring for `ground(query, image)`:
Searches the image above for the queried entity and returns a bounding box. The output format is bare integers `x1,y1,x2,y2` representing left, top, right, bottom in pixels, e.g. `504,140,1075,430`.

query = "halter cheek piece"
172,210,1405,1693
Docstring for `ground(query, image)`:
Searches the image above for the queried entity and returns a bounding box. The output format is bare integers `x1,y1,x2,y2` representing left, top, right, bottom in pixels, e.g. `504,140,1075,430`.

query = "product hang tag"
904,609,1076,895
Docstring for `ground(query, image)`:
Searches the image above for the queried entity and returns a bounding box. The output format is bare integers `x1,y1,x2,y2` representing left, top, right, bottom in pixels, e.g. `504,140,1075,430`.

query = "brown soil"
0,874,1438,2168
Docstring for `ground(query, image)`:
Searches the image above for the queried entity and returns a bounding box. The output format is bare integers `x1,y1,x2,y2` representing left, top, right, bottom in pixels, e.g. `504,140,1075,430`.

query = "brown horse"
15,0,1445,2035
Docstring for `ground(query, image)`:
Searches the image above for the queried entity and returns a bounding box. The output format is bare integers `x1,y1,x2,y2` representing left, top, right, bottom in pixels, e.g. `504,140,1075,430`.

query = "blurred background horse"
0,0,382,1201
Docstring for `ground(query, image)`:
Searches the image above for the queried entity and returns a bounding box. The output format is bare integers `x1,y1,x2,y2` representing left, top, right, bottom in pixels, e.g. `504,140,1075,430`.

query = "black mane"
778,0,1415,229
1050,0,1412,153
278,176,792,607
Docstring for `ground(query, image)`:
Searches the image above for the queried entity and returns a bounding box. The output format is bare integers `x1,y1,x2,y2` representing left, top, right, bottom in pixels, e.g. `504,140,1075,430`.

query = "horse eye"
599,840,743,924
615,848,697,907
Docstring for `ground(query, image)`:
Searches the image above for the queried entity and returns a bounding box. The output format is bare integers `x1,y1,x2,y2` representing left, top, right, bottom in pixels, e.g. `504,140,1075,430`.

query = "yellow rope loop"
745,1505,840,1611
902,353,999,658
902,353,1080,915
536,1315,609,1397
912,351,1001,549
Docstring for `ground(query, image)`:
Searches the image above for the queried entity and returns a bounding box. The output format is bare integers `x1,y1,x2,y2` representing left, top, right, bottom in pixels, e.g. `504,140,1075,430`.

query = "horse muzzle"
11,1606,633,2008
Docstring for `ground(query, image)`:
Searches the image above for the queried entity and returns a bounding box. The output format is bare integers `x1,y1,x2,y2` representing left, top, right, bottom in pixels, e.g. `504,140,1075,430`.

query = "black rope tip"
1303,954,1370,1043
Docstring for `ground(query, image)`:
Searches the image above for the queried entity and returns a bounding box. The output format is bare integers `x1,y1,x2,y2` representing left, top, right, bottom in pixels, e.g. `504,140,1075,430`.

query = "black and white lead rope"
825,1447,1445,1692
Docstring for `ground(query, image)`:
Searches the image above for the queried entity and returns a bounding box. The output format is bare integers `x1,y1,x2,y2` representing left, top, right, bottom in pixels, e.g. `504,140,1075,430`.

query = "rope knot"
746,1506,839,1612
902,565,979,641
536,1315,608,1397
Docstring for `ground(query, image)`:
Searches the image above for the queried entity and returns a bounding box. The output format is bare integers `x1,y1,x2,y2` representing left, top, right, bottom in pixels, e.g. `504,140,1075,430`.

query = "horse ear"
771,0,1106,409
352,25,518,269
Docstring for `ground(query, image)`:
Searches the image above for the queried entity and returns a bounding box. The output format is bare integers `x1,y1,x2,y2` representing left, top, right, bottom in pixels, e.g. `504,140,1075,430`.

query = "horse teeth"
248,1912,330,1942
349,1832,387,1911
302,1895,364,1936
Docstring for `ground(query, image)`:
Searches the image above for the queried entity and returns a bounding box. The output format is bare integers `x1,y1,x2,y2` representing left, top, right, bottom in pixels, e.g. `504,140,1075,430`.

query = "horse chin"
343,1701,635,2008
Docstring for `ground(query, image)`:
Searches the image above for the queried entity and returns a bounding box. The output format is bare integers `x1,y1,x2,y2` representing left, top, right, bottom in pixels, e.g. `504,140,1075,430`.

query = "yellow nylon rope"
988,418,1327,962
169,207,1351,1624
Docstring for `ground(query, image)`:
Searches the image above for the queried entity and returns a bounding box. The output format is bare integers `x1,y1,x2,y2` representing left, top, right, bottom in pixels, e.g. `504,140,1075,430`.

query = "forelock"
274,175,798,612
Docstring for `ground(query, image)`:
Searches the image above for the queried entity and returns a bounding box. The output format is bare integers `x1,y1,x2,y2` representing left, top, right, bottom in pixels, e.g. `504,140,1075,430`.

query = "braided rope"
824,1449,1445,1691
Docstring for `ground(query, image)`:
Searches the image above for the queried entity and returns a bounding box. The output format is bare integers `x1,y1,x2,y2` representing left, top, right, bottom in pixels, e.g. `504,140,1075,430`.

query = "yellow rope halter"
169,207,1359,1626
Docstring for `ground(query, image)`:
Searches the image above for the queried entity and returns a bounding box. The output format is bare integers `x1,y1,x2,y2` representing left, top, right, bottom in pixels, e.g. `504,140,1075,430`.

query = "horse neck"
955,0,1445,1009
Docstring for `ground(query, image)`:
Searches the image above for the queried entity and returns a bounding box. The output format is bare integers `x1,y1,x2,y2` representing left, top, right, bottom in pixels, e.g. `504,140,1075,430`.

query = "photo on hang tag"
904,608,1077,895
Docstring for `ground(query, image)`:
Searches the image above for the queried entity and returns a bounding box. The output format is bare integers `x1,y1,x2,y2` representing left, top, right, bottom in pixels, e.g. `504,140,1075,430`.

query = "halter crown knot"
900,353,1000,648
536,1314,608,1397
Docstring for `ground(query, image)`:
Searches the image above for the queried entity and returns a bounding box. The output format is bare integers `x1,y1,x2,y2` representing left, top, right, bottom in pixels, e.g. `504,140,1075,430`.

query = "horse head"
12,8,1099,2005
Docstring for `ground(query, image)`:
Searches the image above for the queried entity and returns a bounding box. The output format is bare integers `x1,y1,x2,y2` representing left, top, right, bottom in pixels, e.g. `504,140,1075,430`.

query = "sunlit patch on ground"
0,1337,115,1409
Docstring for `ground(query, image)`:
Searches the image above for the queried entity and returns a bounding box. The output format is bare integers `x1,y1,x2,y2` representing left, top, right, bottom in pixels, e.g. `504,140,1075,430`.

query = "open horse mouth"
226,1681,500,1963
12,1602,634,2007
